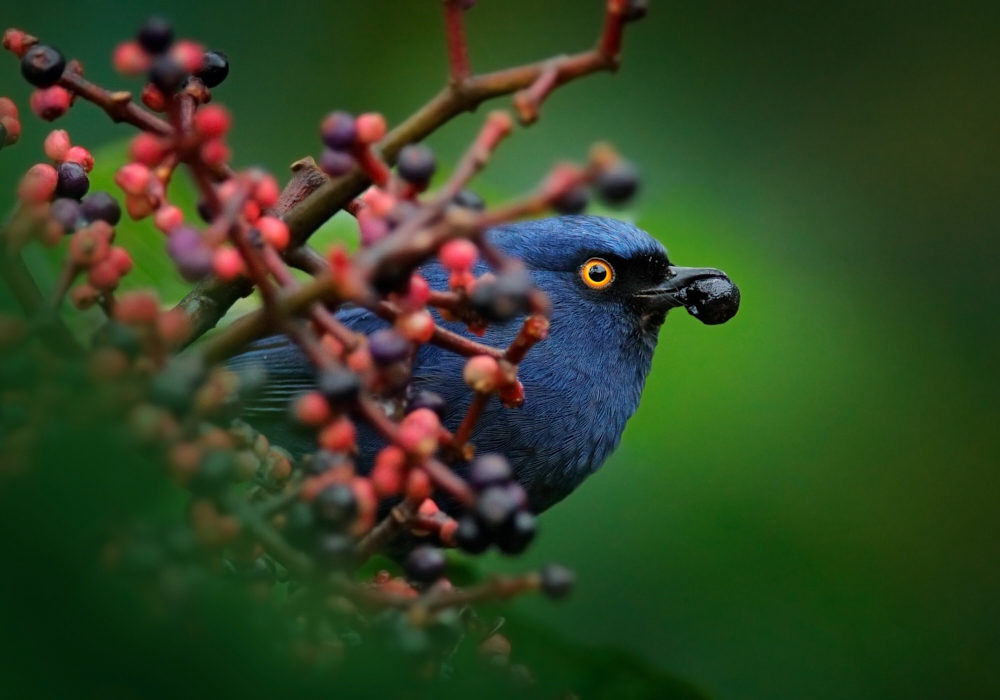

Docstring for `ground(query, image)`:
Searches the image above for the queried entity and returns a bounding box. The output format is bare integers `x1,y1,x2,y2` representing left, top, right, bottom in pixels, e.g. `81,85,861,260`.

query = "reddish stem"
442,0,472,84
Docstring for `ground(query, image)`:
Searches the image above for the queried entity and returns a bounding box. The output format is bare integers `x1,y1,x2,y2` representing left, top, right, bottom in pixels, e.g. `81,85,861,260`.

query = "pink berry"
64,146,94,172
68,226,111,267
153,204,183,233
87,258,121,290
397,310,435,343
398,408,441,458
2,29,31,58
463,355,500,393
115,163,151,196
257,216,289,250
242,200,261,223
194,105,230,139
18,163,58,204
108,246,133,275
129,132,169,167
113,41,150,76
294,392,331,427
43,129,71,161
212,247,244,280
439,239,478,271
0,97,18,120
115,291,160,324
405,468,433,502
355,112,387,144
357,210,389,247
30,86,71,121
69,283,99,310
361,187,395,217
1,115,21,146
405,274,432,308
254,175,280,209
170,40,204,73
125,193,154,220
200,139,230,168
371,446,406,496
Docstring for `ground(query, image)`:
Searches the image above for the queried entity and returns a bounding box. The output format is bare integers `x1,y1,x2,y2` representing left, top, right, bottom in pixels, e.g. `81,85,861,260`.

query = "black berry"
138,17,174,55
149,56,187,95
455,515,489,554
306,450,342,476
406,390,447,420
403,545,447,584
476,486,517,534
469,269,533,323
553,186,589,215
0,122,8,151
55,162,89,201
20,45,65,88
284,502,316,549
320,148,355,178
149,355,208,414
467,454,512,492
496,510,536,555
595,161,640,206
313,484,358,530
196,198,216,223
368,329,410,366
453,189,485,211
196,50,229,88
539,564,574,599
92,321,142,358
80,191,122,226
321,111,357,151
623,0,649,22
317,367,361,406
315,532,355,570
684,277,741,326
49,198,81,234
190,450,235,496
397,144,437,186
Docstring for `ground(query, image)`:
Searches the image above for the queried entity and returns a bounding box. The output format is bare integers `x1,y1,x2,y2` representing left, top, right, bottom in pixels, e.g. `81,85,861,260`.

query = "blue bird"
228,215,739,514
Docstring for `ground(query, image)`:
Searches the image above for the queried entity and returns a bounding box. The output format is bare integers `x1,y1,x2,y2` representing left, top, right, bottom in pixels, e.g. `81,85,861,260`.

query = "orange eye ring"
581,258,614,289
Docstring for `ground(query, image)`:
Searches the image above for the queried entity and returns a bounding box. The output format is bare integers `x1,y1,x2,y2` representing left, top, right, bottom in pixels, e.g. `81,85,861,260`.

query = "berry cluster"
0,0,648,688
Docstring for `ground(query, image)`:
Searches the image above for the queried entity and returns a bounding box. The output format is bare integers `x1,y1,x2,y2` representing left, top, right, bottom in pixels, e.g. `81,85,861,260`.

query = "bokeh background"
2,1,998,698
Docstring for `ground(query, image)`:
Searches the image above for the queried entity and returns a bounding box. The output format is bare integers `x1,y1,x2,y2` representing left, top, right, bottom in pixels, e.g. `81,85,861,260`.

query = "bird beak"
635,266,741,325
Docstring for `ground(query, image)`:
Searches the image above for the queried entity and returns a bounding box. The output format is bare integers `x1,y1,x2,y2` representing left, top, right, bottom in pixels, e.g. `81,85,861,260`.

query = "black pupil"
589,264,608,283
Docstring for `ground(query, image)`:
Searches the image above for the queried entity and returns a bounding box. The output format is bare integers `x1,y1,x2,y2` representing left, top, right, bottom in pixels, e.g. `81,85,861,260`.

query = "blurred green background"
2,1,998,698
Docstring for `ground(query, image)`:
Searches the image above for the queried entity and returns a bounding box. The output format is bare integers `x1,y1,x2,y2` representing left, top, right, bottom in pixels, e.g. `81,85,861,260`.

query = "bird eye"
580,258,614,289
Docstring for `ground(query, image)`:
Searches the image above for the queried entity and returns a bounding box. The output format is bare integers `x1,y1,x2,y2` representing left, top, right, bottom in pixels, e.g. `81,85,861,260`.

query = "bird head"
487,215,740,333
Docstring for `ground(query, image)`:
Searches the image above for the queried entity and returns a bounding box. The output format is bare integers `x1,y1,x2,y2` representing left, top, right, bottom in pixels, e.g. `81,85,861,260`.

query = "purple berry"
396,144,437,186
476,486,517,534
467,454,512,492
553,186,588,215
21,45,65,88
55,162,89,200
196,50,229,88
321,111,357,150
137,17,174,55
316,532,355,570
49,198,80,234
540,564,574,599
149,56,187,95
453,189,485,211
80,191,122,226
623,0,648,22
320,148,356,178
317,367,361,406
313,484,358,531
406,390,447,420
368,329,410,366
403,545,447,584
470,269,533,323
455,515,489,553
595,161,640,206
166,226,213,281
305,450,342,476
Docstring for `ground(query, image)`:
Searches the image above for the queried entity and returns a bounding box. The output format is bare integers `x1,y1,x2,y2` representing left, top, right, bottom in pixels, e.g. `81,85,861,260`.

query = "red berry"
140,84,167,112
405,468,432,502
87,258,121,290
115,163,151,196
254,175,280,209
195,105,230,139
294,392,331,427
125,193,155,220
64,146,94,172
257,216,289,250
153,204,183,233
439,239,478,271
69,283,99,310
0,116,21,146
43,129,71,161
200,139,230,168
2,29,32,58
68,226,111,267
397,310,435,343
170,40,204,74
109,246,133,275
129,132,169,166
115,291,160,324
355,112,387,144
113,41,150,76
398,408,441,458
357,210,389,246
371,446,406,497
0,97,18,120
212,247,244,280
405,274,432,308
18,163,59,203
30,86,71,121
318,417,357,453
242,200,261,223
463,355,500,393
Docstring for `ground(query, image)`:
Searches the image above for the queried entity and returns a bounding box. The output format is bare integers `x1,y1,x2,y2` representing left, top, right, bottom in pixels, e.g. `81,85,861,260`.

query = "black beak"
635,266,740,325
